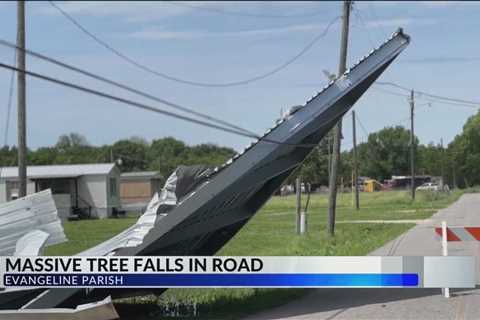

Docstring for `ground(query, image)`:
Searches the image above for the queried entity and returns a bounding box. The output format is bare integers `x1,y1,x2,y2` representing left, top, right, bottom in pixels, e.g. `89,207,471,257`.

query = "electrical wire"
167,1,328,19
376,81,480,108
324,28,480,110
49,1,341,88
0,61,336,149
351,3,376,49
0,39,256,136
372,86,409,98
355,113,369,138
0,61,260,139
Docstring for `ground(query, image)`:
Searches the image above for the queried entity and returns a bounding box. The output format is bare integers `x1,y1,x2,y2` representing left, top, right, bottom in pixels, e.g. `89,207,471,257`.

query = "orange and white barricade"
434,222,480,298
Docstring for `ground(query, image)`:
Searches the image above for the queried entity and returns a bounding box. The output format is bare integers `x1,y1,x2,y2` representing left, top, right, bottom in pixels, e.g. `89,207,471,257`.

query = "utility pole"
328,0,351,236
327,134,331,182
440,138,445,189
410,90,415,200
296,177,302,234
352,110,359,210
17,1,27,198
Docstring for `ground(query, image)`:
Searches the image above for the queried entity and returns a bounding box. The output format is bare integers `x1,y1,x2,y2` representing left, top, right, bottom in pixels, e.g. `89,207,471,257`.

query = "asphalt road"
245,193,480,320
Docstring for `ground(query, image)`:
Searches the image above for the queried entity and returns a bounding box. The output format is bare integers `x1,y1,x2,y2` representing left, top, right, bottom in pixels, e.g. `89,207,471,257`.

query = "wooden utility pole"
352,110,359,210
440,138,445,189
296,177,302,234
17,1,27,198
328,0,351,236
410,90,415,200
327,134,331,182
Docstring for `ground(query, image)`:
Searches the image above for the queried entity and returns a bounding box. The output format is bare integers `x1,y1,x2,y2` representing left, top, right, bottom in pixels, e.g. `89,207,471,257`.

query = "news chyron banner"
0,256,475,289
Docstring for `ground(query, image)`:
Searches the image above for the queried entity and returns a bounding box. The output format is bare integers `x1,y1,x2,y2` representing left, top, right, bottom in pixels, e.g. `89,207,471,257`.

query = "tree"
299,136,331,186
448,111,480,187
357,126,418,181
147,137,187,176
0,146,18,167
112,139,148,172
417,143,444,177
55,133,89,150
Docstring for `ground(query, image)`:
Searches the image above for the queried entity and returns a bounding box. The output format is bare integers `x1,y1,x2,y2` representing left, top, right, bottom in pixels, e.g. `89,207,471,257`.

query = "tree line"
1,111,479,188
299,111,480,189
0,134,236,180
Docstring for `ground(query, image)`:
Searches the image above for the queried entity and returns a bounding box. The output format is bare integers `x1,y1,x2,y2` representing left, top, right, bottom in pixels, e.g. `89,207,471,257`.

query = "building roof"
120,171,162,181
0,163,116,179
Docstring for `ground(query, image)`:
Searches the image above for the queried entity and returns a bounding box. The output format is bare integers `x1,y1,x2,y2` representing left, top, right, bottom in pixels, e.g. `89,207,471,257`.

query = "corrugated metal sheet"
79,192,164,256
0,189,67,255
0,296,118,320
0,163,115,179
14,230,50,256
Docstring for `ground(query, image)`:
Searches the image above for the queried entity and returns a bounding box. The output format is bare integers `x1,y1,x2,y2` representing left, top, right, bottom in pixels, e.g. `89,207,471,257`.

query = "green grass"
46,190,464,319
261,189,464,221
45,217,137,256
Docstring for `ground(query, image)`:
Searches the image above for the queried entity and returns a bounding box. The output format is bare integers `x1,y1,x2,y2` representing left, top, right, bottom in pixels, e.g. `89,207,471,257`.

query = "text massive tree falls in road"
0,29,409,312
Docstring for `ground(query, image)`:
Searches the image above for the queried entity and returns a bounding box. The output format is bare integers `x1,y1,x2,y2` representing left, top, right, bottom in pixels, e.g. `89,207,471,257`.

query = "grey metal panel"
14,230,50,256
0,163,115,180
21,29,410,309
0,296,118,320
0,189,67,256
123,29,410,257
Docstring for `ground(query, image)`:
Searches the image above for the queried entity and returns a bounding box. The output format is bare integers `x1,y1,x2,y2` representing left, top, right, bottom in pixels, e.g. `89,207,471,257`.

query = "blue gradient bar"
4,273,419,287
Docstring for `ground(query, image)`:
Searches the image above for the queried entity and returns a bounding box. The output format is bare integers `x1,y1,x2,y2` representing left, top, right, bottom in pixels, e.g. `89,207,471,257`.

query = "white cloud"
39,1,331,23
39,1,203,22
369,1,480,7
128,23,337,40
362,18,437,28
127,16,435,41
416,1,480,6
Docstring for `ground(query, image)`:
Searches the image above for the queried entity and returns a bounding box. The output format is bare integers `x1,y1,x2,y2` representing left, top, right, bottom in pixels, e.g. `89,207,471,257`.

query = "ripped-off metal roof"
0,163,116,179
0,189,67,256
1,29,410,311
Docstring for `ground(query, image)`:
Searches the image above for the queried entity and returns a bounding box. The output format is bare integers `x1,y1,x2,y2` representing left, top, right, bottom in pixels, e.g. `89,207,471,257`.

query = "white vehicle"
416,182,440,192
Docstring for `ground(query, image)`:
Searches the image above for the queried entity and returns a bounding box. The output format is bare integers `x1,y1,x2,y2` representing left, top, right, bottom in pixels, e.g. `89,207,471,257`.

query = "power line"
374,84,480,109
355,112,369,138
372,86,409,98
376,81,480,108
167,1,328,19
351,3,376,49
49,1,340,88
0,61,259,139
0,39,256,136
0,61,331,149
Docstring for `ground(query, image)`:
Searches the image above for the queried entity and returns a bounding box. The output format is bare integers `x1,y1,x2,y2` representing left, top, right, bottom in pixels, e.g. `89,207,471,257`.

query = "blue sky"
0,1,479,151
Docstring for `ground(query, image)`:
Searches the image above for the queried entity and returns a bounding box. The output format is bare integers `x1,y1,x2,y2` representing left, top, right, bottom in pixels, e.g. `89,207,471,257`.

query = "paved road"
245,193,480,320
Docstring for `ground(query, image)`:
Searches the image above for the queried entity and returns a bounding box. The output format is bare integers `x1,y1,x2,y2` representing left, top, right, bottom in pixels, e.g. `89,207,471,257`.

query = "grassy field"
46,189,464,319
